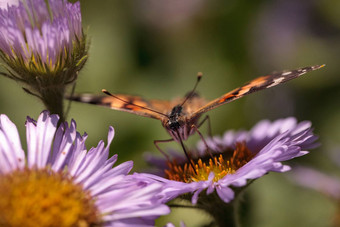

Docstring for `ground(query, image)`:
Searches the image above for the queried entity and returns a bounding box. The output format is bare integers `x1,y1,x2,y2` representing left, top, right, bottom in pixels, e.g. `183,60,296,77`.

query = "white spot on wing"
297,68,307,74
282,71,292,76
266,77,285,88
80,95,94,102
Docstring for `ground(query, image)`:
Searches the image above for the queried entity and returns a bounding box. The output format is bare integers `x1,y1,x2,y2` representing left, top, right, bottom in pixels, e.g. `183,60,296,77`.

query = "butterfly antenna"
180,72,202,107
102,89,169,118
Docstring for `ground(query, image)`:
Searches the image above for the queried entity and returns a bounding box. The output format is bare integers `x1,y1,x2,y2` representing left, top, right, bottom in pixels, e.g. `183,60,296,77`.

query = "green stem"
40,86,65,123
196,192,240,227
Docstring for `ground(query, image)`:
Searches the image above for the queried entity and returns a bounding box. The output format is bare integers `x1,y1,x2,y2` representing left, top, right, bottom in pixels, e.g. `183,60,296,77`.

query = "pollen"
165,142,255,183
0,168,101,227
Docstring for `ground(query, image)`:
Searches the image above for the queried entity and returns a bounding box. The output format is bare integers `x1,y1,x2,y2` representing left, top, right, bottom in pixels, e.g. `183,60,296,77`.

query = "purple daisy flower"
0,0,88,119
0,0,85,71
145,117,318,204
0,111,169,226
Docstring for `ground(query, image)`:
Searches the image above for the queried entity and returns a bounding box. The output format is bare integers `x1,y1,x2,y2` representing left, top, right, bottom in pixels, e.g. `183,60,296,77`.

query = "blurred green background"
1,0,340,226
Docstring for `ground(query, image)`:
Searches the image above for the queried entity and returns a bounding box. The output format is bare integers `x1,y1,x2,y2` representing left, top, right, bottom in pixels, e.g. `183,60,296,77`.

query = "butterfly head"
168,105,183,130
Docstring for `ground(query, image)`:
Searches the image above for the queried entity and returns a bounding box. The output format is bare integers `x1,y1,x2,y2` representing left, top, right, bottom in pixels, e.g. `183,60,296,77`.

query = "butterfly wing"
68,93,173,120
191,65,325,117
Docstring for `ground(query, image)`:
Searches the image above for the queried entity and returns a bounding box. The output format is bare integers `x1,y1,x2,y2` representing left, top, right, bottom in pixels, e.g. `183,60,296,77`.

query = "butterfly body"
161,93,207,141
68,65,324,143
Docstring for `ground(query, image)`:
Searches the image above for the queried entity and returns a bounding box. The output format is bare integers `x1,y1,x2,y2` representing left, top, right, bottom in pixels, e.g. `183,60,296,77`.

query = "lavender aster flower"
0,111,169,226
143,118,318,226
0,0,88,120
145,117,318,204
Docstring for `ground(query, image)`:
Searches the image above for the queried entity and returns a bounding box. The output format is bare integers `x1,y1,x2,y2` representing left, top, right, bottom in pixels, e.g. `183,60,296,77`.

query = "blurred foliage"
1,0,340,226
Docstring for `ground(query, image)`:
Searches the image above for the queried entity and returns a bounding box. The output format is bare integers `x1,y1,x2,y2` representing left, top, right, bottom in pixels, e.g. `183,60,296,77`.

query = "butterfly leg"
174,129,198,174
191,124,214,159
154,139,173,160
154,134,197,174
197,115,212,137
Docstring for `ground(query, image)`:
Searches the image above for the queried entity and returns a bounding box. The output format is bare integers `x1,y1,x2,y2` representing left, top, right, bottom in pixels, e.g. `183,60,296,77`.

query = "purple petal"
216,186,235,203
51,120,77,171
26,111,59,168
0,114,25,173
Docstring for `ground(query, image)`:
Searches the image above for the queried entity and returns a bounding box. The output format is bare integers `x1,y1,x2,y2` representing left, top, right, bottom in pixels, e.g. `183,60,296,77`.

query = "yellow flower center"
165,142,255,183
0,168,101,227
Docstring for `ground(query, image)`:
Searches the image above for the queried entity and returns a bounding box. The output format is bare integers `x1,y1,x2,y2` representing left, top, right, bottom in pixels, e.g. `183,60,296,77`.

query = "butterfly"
68,65,324,157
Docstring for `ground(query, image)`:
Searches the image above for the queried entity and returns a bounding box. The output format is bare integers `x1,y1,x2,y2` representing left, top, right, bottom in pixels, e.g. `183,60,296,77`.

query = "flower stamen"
165,142,255,183
0,168,101,227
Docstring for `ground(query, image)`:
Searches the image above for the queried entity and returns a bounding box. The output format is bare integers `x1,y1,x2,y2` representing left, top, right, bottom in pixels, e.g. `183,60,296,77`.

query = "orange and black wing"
68,93,173,120
191,65,325,118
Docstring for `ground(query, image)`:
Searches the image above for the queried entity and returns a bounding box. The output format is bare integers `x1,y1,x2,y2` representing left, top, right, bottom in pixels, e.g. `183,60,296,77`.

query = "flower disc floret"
165,142,255,183
0,168,99,227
